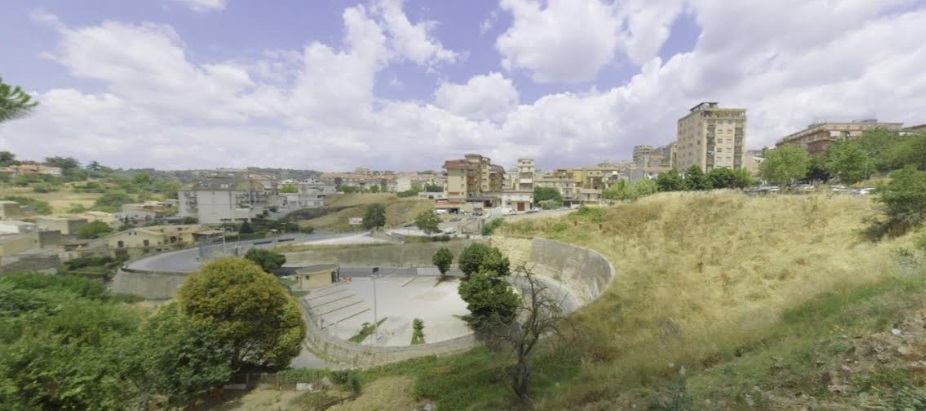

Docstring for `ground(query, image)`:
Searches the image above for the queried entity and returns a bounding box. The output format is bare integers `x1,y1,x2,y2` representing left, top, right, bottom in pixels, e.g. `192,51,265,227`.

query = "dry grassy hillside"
300,193,433,232
0,185,101,215
499,191,916,407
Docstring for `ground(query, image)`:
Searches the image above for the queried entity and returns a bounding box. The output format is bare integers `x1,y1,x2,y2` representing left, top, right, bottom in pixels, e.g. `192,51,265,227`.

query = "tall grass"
495,191,918,407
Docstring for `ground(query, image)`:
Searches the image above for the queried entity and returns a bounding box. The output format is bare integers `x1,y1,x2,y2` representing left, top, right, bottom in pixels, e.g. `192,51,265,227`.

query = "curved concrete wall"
110,237,616,367
284,240,480,267
529,238,614,305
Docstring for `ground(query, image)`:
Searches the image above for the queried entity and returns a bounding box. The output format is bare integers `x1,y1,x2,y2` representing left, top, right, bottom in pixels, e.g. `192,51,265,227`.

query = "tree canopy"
432,247,453,279
415,209,441,235
759,144,810,186
824,140,874,184
0,76,37,123
178,258,305,371
533,187,563,206
76,220,114,239
362,203,387,230
244,248,287,273
656,169,687,191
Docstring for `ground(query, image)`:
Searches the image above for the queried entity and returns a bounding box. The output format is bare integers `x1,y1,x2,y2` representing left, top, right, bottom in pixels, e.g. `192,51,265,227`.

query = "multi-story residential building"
443,154,504,202
178,173,271,224
650,143,675,168
633,145,654,168
777,119,904,155
676,102,747,172
274,179,335,211
534,177,578,201
516,158,535,191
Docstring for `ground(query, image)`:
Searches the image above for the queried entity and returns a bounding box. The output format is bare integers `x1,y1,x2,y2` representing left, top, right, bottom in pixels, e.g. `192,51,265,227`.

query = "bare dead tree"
494,264,568,402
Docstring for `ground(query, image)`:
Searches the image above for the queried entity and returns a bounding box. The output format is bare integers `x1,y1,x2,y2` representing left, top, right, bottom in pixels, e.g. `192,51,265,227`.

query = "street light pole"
372,274,377,347
221,228,227,256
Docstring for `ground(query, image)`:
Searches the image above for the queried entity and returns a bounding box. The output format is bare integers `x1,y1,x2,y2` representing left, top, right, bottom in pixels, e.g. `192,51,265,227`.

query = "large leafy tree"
458,243,492,278
76,220,114,239
708,167,754,189
0,76,37,123
458,271,519,333
856,128,904,172
684,165,712,190
759,144,810,186
178,258,306,371
124,303,231,409
362,203,386,230
656,169,687,192
532,187,562,206
824,140,874,184
415,209,441,235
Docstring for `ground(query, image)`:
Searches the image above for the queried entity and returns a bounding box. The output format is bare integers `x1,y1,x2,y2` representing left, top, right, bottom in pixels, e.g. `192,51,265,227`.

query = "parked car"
853,187,874,196
526,209,540,214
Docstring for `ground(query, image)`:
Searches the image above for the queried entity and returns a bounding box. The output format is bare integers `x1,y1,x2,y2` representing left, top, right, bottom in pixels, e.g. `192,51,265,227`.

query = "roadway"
126,232,357,273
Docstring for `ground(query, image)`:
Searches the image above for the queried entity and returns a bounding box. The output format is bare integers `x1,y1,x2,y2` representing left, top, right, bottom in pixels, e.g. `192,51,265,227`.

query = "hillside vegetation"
496,191,923,408
297,193,432,232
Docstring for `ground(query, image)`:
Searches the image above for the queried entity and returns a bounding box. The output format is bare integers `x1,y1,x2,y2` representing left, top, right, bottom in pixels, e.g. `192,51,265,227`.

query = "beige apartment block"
676,102,747,172
443,154,504,201
777,119,903,156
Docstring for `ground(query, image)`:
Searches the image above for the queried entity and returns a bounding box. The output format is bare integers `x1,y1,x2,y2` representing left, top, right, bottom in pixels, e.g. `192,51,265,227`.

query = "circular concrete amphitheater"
112,237,615,367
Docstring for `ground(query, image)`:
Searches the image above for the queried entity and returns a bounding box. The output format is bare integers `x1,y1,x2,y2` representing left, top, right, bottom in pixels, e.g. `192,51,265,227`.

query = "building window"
117,240,124,248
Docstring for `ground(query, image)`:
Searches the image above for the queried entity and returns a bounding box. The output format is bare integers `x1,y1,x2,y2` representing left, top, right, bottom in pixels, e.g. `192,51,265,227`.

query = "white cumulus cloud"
435,73,519,122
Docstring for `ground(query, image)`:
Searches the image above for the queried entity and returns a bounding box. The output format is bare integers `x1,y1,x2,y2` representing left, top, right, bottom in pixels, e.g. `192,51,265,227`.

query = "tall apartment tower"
675,102,747,172
632,145,653,168
516,158,535,191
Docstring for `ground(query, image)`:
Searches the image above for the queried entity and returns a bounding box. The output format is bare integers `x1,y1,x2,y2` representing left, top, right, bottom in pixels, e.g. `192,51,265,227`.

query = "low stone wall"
111,267,187,300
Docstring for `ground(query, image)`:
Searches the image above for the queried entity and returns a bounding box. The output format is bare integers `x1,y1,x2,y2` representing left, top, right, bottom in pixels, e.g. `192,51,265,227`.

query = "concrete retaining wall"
111,267,187,300
529,238,615,305
284,240,480,267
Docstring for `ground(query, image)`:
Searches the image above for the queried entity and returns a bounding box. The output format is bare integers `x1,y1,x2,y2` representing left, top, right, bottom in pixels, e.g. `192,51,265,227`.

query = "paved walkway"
304,276,471,347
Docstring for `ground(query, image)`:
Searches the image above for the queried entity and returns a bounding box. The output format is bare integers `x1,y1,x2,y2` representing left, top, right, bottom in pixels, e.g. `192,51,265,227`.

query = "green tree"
458,271,519,333
881,133,926,171
244,248,287,273
656,169,687,192
873,166,926,237
44,156,81,171
759,144,810,186
362,203,387,230
0,76,38,123
533,187,563,206
706,168,753,189
634,178,658,196
856,128,904,172
824,140,874,184
0,151,18,167
458,243,492,278
432,247,453,280
76,220,114,239
684,165,712,190
279,184,298,193
239,220,254,234
415,209,441,235
92,191,134,213
125,303,231,409
178,258,305,371
602,179,637,200
805,155,831,183
423,183,443,192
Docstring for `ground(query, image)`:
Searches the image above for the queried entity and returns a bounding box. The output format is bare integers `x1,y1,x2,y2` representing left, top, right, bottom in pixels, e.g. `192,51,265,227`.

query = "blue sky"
1,0,925,171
